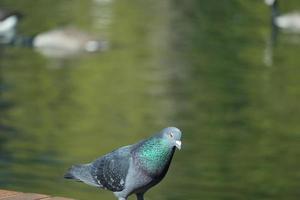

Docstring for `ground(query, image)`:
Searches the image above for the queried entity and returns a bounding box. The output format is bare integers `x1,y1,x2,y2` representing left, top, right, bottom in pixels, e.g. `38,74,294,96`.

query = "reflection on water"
0,0,300,199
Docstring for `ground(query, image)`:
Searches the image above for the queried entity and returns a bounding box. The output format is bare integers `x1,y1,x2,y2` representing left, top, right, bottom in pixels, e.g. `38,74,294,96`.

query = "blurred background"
0,0,299,199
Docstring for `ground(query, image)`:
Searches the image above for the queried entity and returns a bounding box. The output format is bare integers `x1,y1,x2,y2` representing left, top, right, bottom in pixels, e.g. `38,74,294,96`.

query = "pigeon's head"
160,127,182,150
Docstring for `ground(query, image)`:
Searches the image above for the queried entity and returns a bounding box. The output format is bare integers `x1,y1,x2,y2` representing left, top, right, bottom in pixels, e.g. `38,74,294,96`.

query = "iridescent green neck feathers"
136,137,174,175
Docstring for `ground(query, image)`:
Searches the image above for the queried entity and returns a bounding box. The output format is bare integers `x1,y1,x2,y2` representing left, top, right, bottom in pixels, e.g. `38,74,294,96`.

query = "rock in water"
64,127,182,200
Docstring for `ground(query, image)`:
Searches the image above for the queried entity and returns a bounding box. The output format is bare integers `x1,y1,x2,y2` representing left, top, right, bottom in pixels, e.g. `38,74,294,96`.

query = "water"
1,0,300,199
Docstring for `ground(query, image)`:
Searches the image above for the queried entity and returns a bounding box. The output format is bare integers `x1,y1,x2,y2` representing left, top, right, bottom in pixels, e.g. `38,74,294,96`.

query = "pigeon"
64,127,182,200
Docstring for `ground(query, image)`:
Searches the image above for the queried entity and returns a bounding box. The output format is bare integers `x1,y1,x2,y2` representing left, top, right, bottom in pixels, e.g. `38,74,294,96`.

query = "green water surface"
0,0,299,199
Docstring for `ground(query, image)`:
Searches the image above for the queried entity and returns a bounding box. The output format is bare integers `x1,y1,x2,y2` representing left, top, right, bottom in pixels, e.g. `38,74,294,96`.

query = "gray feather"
90,146,130,191
64,164,99,187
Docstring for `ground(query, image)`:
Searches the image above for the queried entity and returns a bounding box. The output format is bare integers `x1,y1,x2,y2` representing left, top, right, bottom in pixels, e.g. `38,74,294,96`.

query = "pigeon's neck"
135,137,175,177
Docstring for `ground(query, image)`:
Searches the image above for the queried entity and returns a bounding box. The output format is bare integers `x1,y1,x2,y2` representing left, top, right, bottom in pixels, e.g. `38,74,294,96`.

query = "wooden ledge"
0,189,74,200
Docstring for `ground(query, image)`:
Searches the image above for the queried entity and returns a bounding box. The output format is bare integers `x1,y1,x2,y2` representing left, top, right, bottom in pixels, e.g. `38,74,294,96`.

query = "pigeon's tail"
64,164,84,180
64,164,99,187
64,166,77,179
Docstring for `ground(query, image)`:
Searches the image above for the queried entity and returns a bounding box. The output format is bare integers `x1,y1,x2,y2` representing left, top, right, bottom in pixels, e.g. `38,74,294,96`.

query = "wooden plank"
0,190,74,200
0,193,49,200
0,190,20,199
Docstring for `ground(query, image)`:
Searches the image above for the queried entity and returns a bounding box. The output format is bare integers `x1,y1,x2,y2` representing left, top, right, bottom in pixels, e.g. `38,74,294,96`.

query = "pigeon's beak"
175,140,182,150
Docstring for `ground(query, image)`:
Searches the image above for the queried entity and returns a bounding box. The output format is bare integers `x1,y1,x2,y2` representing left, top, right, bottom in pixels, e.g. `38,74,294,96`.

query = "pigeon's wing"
90,146,131,192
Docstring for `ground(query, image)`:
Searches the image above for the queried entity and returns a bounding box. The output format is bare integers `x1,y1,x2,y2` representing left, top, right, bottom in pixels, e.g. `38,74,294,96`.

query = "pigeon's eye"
169,132,174,138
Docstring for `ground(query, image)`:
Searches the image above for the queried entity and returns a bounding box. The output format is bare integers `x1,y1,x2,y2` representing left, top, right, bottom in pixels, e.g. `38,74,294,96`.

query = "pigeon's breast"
134,139,174,178
116,157,154,197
